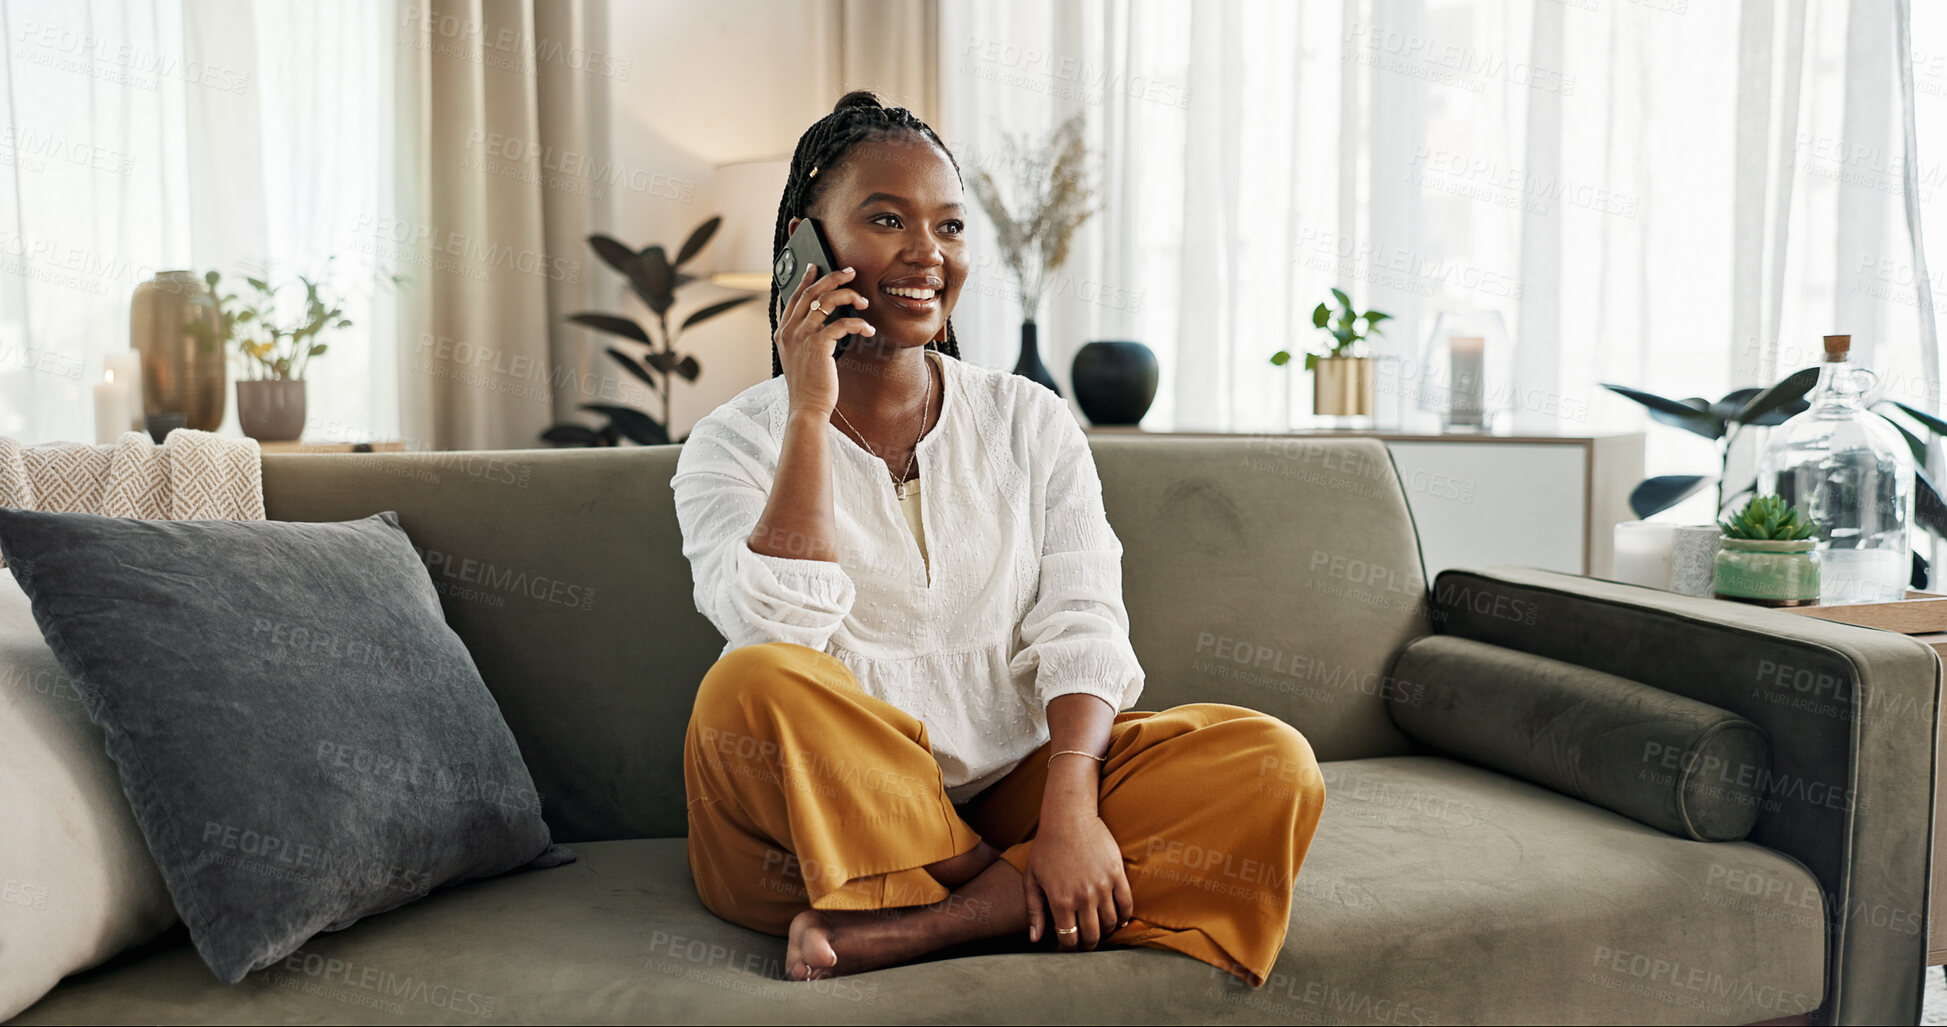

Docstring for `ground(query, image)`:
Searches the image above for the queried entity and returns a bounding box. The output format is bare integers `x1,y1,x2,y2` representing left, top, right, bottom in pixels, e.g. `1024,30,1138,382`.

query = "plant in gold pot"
1714,494,1822,606
1271,289,1391,419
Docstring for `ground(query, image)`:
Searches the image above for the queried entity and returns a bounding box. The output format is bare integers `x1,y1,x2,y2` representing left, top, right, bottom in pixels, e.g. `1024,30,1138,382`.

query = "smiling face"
790,134,968,352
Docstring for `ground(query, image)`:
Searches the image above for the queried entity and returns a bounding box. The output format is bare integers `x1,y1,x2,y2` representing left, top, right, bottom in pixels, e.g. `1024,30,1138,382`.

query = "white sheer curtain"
0,0,399,446
937,0,1944,490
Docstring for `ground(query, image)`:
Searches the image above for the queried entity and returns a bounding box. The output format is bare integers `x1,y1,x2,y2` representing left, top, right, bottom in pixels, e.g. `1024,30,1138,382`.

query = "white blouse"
671,349,1146,801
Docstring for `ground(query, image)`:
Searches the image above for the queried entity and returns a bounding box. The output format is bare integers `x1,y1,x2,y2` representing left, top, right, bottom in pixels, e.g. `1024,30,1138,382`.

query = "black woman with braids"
670,91,1325,985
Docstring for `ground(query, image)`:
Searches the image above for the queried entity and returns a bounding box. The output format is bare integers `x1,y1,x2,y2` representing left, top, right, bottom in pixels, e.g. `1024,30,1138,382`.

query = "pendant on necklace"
894,479,909,501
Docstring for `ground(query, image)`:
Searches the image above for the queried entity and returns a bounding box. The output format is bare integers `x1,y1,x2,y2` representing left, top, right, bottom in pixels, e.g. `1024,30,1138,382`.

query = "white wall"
601,0,844,437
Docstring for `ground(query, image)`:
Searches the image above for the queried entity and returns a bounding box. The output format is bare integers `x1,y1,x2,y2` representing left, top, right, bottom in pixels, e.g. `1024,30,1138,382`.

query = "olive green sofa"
5,436,1937,1025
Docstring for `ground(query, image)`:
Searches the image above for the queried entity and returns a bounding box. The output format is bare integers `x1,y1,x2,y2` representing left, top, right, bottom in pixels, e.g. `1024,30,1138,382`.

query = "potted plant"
189,266,377,442
970,113,1100,396
1714,494,1822,605
1602,366,1947,586
541,217,753,446
1272,289,1391,418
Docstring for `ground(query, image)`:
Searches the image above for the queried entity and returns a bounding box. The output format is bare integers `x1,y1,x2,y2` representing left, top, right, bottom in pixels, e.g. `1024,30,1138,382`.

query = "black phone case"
773,218,861,359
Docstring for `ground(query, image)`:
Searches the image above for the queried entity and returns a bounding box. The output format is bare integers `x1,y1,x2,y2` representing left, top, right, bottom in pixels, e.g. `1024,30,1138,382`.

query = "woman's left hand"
1023,809,1134,952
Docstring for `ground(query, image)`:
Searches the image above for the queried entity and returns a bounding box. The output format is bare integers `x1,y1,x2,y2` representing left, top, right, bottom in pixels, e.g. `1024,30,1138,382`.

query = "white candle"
1612,520,1676,589
102,350,144,429
94,369,133,444
1449,335,1485,426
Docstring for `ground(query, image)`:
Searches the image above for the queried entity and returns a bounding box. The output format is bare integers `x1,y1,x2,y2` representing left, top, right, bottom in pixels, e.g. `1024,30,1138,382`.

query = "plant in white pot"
190,266,378,442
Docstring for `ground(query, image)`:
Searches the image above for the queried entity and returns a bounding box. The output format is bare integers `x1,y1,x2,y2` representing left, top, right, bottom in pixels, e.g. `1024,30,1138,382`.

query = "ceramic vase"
1014,321,1061,396
235,379,307,442
1071,341,1158,425
130,271,226,431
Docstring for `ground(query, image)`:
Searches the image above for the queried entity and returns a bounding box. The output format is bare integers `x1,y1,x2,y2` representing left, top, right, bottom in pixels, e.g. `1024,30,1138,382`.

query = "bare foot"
784,908,919,980
783,858,1030,981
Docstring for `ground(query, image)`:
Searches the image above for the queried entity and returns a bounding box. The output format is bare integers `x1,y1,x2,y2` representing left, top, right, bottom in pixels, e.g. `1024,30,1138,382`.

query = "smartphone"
773,218,862,359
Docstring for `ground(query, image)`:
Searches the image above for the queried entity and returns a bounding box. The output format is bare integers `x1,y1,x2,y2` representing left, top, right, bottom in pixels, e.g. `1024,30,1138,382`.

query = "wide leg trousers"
683,641,1327,986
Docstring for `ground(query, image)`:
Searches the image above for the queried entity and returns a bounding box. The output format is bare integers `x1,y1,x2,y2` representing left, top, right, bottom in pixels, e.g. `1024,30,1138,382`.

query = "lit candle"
1449,335,1485,427
1612,520,1676,590
94,369,133,444
102,350,145,429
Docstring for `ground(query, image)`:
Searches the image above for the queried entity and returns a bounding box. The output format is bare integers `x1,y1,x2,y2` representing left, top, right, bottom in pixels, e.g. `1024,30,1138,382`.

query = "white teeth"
884,286,936,300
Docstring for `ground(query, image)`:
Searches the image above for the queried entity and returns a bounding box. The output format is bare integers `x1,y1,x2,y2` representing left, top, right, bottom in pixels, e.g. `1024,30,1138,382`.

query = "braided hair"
769,91,963,378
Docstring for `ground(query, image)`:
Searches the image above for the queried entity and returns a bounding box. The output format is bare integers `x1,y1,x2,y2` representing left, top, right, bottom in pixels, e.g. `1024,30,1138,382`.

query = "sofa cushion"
8,839,1225,1025
1386,634,1771,840
1279,757,1822,1025
254,437,1433,846
260,448,710,844
0,576,176,1021
0,509,571,985
12,759,1826,1026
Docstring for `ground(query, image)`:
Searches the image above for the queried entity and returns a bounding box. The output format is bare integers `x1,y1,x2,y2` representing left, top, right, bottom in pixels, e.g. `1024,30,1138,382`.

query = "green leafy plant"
542,217,754,446
1719,495,1819,541
1601,370,1947,525
1270,289,1392,371
188,262,393,381
1600,371,1814,518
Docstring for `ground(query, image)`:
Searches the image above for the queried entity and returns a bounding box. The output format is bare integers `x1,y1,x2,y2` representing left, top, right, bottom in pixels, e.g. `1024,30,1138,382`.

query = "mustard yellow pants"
683,641,1327,986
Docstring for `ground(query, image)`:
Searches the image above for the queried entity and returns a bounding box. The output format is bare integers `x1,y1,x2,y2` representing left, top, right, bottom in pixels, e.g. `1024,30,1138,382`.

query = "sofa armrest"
1431,567,1939,1027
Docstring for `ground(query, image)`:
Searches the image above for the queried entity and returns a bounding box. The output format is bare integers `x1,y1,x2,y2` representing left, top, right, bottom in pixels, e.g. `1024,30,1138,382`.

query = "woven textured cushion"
0,509,571,984
1386,634,1770,841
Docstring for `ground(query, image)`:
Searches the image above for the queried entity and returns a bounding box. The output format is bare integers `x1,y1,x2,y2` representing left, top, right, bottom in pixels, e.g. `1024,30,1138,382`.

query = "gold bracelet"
1048,749,1107,767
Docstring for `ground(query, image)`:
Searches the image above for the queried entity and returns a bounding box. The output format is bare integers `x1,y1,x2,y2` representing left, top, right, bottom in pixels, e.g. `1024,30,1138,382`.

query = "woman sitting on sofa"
670,91,1325,986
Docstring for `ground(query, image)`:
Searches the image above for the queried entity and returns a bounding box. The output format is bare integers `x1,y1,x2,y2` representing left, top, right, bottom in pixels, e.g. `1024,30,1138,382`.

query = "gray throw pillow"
1386,634,1771,841
0,508,572,984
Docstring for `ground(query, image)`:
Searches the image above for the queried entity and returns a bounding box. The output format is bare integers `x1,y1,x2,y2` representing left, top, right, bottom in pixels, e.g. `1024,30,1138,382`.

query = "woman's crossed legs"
683,642,1325,985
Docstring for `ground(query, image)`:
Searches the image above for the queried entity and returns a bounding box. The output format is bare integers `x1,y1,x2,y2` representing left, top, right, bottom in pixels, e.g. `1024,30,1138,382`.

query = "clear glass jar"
1415,310,1513,433
1755,335,1914,604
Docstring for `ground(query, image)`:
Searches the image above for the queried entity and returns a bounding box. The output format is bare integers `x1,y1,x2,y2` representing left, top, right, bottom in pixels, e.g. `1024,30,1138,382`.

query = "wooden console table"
1085,427,1644,579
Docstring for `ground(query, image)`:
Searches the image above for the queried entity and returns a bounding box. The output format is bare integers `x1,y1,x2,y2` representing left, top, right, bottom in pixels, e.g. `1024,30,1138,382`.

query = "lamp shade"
710,160,790,291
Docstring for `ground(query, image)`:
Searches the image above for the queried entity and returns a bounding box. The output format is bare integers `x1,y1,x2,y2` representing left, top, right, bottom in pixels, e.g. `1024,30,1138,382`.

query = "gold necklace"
833,351,935,500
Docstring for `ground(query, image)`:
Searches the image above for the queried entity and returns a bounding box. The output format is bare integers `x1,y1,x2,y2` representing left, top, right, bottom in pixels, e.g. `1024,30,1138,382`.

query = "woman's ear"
786,216,803,237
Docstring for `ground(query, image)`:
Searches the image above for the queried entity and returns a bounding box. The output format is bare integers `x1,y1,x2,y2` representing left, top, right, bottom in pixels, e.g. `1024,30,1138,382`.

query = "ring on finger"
1054,925,1079,936
809,299,823,313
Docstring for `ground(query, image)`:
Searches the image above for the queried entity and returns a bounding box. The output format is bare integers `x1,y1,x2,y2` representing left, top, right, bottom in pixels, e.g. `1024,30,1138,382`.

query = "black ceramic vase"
1013,321,1061,396
1071,340,1159,426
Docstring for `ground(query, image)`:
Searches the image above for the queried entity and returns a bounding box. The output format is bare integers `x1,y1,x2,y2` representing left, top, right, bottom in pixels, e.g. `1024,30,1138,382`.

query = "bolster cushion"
1385,635,1770,841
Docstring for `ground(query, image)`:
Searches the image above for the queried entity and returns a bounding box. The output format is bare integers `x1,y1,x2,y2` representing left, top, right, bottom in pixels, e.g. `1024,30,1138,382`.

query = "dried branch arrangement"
970,114,1100,322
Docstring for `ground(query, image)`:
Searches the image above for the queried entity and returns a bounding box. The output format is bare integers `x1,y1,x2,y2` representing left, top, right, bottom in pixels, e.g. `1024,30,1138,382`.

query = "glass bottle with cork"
1755,334,1915,604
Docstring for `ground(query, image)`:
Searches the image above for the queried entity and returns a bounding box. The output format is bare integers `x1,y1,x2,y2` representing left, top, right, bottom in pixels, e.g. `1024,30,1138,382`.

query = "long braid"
769,91,964,378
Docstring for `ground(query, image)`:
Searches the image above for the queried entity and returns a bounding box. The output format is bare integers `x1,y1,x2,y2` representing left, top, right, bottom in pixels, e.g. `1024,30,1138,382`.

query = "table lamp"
709,160,791,292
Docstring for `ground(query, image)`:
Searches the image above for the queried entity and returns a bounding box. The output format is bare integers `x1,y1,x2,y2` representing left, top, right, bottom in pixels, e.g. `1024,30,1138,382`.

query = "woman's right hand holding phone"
775,265,874,417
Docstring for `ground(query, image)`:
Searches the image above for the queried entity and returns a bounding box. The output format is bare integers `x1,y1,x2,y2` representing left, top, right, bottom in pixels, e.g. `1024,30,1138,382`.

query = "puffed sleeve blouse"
670,349,1146,802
